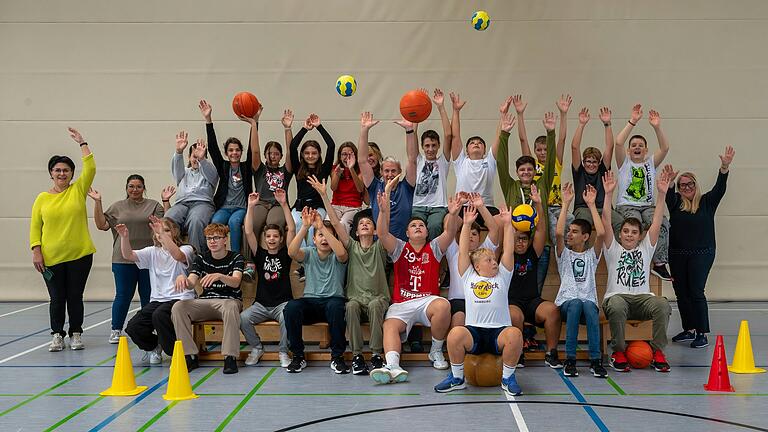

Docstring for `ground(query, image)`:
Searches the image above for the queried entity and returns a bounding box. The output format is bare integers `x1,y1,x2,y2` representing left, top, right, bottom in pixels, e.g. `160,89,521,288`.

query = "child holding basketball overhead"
602,170,672,373
555,183,607,378
434,205,523,396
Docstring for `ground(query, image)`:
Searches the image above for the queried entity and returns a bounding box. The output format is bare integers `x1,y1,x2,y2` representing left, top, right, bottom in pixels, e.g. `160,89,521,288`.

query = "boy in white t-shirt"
602,170,672,373
120,217,196,365
555,183,607,378
434,205,523,396
613,104,671,280
411,88,453,241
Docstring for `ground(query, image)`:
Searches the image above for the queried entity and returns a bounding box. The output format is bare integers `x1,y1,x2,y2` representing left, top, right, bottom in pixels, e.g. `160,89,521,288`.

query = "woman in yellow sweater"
30,128,96,352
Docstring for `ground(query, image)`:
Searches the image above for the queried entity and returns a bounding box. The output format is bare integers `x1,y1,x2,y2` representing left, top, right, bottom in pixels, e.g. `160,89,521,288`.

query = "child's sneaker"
149,345,163,365
370,365,408,384
330,356,350,374
223,355,239,374
245,347,264,366
69,333,84,350
351,354,369,375
590,359,608,378
563,359,579,377
49,334,64,352
434,372,466,393
429,350,449,370
369,354,384,370
279,352,292,368
108,330,121,344
610,351,630,372
186,354,199,372
501,374,522,396
651,264,672,281
651,349,671,372
287,356,307,373
545,349,563,369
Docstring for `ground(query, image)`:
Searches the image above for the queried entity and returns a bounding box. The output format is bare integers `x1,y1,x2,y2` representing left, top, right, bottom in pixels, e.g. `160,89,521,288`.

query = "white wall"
2,0,766,300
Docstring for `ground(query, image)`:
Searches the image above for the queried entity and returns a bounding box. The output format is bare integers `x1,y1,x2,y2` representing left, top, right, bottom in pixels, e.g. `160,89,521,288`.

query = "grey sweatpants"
240,301,289,353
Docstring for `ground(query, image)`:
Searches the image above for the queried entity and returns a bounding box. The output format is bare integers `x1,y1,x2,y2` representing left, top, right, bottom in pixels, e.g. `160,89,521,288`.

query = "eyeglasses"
583,159,599,165
678,181,696,191
514,237,530,243
127,185,144,190
51,168,72,174
205,236,226,242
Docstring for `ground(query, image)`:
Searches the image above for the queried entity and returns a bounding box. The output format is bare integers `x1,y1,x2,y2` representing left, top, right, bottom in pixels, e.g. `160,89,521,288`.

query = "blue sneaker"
501,374,522,396
434,372,466,393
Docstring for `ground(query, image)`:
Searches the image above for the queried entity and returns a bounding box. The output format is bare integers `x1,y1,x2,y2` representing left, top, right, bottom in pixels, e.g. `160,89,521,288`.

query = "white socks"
431,338,445,353
451,363,465,380
385,351,400,369
503,363,516,379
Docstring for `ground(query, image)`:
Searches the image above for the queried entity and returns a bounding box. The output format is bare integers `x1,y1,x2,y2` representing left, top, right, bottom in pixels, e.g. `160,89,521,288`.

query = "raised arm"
289,120,310,176
88,188,109,231
244,192,260,251
706,145,735,210
346,154,365,193
449,92,466,161
602,170,617,248
282,109,295,173
375,177,400,254
315,212,348,263
309,175,350,246
499,206,516,271
288,207,312,262
584,184,604,257
556,182,574,256
470,192,499,246
648,171,670,245
457,205,478,278
615,104,642,168
161,186,175,212
358,112,380,187
312,115,336,178
172,131,188,185
571,108,590,171
648,110,669,167
437,191,463,254
512,94,531,157
395,118,418,187
150,215,188,264
433,88,453,159
496,111,516,195
199,100,225,167
116,224,138,262
275,188,296,246
599,107,615,168
555,94,572,162
493,96,513,158
536,112,557,199
194,140,219,186
238,105,262,171
530,184,547,257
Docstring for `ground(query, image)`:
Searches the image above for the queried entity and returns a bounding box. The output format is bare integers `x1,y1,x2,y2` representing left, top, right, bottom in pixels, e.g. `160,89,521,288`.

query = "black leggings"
43,254,93,337
669,252,715,333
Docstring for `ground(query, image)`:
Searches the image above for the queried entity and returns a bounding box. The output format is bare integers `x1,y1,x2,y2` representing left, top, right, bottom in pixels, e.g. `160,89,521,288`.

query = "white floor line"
504,392,530,432
0,307,138,365
0,302,47,318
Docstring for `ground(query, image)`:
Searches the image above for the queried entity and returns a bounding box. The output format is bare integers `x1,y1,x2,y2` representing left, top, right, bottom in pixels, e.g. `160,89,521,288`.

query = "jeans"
284,297,346,358
291,207,328,248
43,254,93,337
212,207,247,253
111,263,151,330
411,206,448,241
559,299,601,360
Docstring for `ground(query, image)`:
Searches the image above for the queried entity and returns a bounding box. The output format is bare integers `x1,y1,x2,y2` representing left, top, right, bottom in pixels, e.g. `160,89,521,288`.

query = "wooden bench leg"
319,326,330,349
194,323,207,353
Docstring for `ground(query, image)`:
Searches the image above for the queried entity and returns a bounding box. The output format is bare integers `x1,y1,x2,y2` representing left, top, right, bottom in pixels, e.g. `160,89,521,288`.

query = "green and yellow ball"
336,75,357,97
472,10,490,31
511,204,539,232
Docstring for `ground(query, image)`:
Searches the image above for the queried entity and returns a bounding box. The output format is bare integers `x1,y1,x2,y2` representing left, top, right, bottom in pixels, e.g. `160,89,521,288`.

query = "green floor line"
43,367,151,432
0,394,33,397
215,367,276,432
136,367,220,432
583,393,620,396
254,392,421,397
446,392,570,396
199,393,246,397
605,376,627,395
0,354,116,418
48,393,101,397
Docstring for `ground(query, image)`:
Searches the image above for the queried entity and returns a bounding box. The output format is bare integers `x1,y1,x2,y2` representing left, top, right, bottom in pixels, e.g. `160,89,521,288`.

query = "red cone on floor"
703,335,735,392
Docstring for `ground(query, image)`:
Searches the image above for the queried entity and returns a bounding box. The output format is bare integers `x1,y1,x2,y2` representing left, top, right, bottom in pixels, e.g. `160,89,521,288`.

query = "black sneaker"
370,354,384,370
294,266,306,282
672,330,696,343
410,340,424,353
287,355,307,373
185,354,199,372
330,356,350,374
545,349,563,369
610,352,630,372
651,264,672,281
690,333,709,349
516,353,525,368
223,355,238,374
563,359,579,377
590,359,608,378
351,354,369,375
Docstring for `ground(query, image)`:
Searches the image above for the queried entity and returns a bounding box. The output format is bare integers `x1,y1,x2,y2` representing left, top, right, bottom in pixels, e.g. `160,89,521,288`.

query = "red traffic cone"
703,335,735,392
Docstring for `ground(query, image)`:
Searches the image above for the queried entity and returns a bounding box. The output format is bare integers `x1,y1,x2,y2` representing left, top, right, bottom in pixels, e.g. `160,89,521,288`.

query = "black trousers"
43,254,93,337
669,252,715,333
284,297,346,358
124,300,179,356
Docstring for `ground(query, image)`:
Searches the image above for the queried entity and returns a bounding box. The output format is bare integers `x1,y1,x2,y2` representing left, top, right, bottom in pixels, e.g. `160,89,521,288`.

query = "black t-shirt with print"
509,248,540,302
254,246,294,307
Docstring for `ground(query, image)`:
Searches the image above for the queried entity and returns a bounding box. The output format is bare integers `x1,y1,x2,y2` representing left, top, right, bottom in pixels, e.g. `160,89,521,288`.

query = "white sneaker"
49,334,64,352
149,346,163,365
108,330,121,344
69,333,84,350
279,352,292,368
388,366,409,383
370,365,409,384
245,348,264,366
141,350,151,364
429,350,449,370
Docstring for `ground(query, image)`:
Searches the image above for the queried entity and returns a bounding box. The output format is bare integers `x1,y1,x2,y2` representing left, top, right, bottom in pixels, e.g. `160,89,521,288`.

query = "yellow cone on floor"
162,340,198,400
728,320,766,374
100,336,148,396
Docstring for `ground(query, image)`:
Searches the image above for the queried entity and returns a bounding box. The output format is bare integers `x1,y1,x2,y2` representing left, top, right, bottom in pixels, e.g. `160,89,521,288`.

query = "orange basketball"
399,90,432,123
232,92,261,118
464,353,502,386
626,341,653,369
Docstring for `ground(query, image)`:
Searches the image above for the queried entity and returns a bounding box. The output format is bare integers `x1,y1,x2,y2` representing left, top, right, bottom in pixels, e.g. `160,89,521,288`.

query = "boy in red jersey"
370,177,460,384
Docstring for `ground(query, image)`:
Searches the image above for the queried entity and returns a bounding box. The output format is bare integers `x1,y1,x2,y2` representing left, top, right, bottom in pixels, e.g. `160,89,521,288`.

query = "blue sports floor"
0,301,766,431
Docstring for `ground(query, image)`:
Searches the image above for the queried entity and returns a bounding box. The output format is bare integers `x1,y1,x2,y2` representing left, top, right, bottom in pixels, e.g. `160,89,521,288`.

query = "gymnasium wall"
1,0,766,300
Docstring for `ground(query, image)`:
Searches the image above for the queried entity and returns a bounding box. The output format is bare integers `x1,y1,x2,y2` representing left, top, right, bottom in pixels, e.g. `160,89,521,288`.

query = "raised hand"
247,192,260,207
657,170,671,193
500,96,513,115
360,111,380,130
161,185,176,201
578,107,591,125
463,205,478,225
175,131,189,153
68,127,85,145
376,191,389,212
282,109,294,128
556,94,573,114
469,192,485,209
309,113,321,128
662,164,679,184
300,207,313,227
311,209,324,230
384,175,400,195
561,182,575,204
344,152,357,169
433,88,445,106
542,112,556,131
530,184,542,204
115,223,129,238
602,170,617,193
501,111,516,133
303,116,314,130
599,106,612,124
192,139,207,159
498,204,512,225
148,215,164,235
648,109,661,128
307,175,327,195
512,94,527,114
394,118,415,130
630,104,643,124
87,187,101,201
274,188,287,205
450,92,466,111
583,184,597,205
239,104,262,124
447,194,461,215
199,99,212,121
719,145,736,168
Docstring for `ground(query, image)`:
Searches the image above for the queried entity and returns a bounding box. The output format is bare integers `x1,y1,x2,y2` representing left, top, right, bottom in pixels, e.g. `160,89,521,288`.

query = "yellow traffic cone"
162,340,198,400
728,320,766,374
100,336,148,396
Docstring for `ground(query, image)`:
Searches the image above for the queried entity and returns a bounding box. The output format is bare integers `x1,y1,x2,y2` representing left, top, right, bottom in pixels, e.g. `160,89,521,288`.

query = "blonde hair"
155,218,183,247
678,172,701,214
469,247,496,269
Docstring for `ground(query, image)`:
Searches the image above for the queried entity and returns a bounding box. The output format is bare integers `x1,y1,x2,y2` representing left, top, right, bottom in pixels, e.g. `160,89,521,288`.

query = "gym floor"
0,301,766,431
